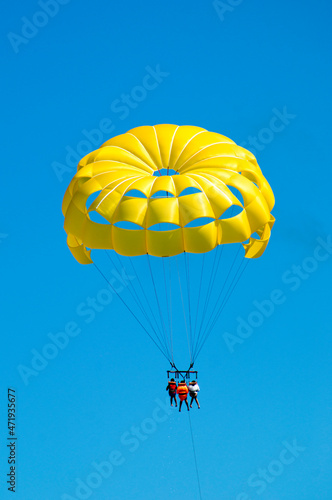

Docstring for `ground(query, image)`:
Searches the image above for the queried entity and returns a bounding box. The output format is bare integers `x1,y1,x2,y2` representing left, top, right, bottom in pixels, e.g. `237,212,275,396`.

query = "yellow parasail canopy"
62,124,275,263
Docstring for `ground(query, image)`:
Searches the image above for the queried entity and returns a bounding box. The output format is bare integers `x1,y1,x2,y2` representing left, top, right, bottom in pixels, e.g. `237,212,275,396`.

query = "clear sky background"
1,0,332,499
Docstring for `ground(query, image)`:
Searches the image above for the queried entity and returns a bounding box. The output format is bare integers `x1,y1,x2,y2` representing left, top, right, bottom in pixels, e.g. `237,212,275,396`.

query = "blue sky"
1,0,332,499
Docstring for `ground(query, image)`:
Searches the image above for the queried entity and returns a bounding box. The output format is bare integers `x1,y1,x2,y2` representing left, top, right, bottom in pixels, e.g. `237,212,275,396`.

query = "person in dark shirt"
166,378,177,407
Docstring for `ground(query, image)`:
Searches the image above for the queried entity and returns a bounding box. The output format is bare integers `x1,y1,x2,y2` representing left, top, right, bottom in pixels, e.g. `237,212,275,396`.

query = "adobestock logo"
236,439,306,499
7,0,72,54
52,64,170,183
240,107,296,157
61,397,172,500
17,266,135,386
213,0,244,22
223,235,332,353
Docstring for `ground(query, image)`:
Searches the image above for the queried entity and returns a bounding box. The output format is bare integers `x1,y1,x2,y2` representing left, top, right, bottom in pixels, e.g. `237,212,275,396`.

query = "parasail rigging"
62,124,275,373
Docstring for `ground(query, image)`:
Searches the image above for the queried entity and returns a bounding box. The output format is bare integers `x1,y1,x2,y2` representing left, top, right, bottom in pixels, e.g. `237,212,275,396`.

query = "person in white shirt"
188,380,200,409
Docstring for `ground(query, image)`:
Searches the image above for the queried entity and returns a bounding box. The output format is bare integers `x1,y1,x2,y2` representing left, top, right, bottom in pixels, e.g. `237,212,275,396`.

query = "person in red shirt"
177,380,189,412
166,378,178,407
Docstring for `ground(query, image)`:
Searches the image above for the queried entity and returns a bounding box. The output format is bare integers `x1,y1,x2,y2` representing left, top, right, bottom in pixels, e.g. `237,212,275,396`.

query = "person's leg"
179,400,183,412
170,395,173,406
185,399,189,411
190,396,194,408
174,395,177,407
195,397,200,409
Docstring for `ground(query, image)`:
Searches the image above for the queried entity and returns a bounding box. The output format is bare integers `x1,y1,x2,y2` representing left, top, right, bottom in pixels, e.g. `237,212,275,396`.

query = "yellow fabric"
62,124,275,262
